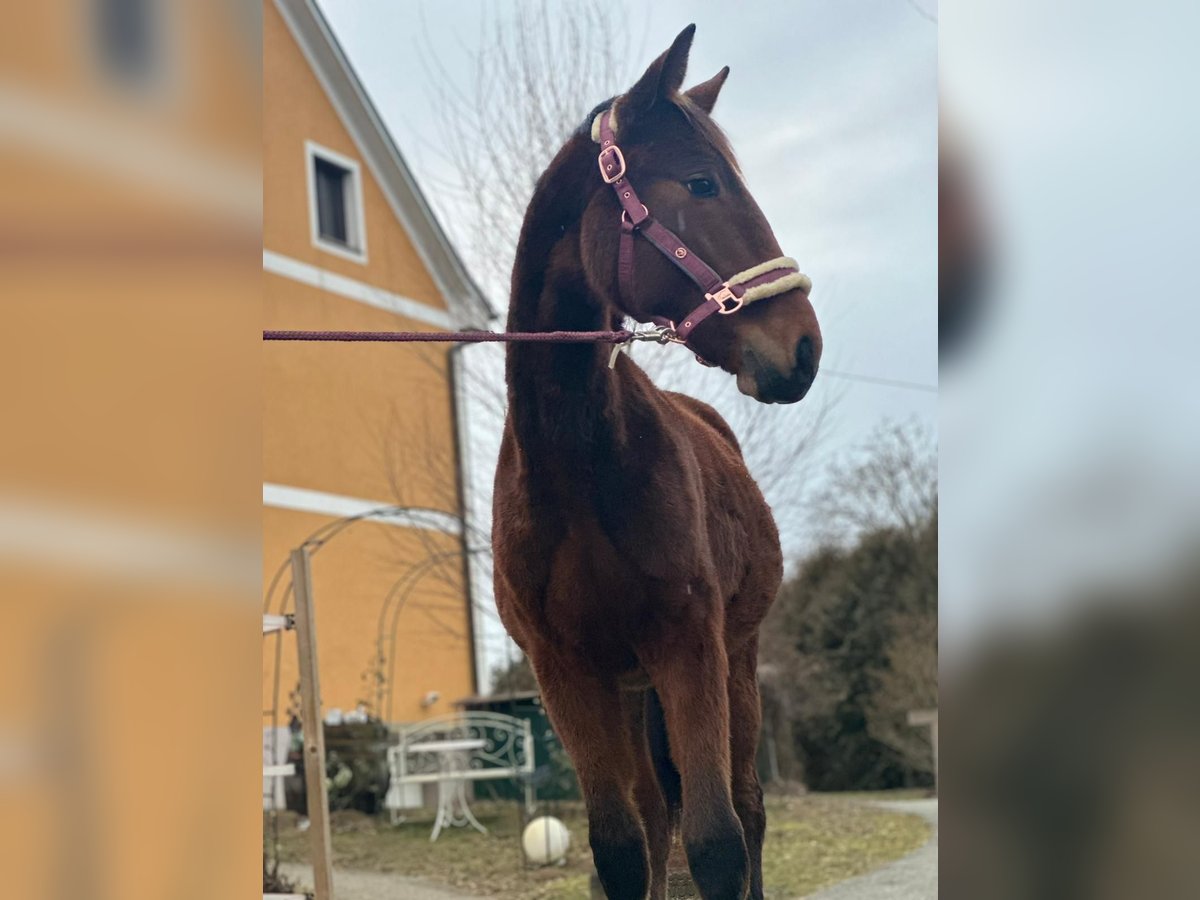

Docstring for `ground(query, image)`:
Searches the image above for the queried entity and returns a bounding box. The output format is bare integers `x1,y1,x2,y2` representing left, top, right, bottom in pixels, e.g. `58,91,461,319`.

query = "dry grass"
269,792,929,899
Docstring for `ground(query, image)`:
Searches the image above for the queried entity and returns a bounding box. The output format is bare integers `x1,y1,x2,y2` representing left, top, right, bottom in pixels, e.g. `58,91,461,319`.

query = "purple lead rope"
263,329,654,345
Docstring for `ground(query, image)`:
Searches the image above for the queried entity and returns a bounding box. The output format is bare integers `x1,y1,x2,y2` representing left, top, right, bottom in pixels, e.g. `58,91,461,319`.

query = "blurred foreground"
1,2,260,898
941,1,1200,896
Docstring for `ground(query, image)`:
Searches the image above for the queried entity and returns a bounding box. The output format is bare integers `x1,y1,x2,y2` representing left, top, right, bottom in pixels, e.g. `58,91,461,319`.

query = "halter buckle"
708,285,744,315
598,145,626,184
658,324,687,344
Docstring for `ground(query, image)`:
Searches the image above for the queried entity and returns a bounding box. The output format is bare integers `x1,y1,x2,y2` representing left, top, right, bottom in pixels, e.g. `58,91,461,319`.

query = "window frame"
305,140,368,264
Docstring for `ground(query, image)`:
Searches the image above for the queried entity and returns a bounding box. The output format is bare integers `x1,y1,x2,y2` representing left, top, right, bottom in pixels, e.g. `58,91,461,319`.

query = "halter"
593,107,811,358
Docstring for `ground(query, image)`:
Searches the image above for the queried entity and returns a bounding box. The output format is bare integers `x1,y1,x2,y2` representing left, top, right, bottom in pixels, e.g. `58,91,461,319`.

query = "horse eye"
685,177,718,198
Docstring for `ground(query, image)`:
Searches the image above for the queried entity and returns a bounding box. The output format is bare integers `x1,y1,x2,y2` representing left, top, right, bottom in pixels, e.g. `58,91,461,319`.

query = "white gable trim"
273,0,492,328
263,249,455,329
263,483,462,536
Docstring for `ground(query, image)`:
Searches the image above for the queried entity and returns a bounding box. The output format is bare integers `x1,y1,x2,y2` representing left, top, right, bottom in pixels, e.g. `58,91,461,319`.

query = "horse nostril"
742,338,819,404
795,335,817,381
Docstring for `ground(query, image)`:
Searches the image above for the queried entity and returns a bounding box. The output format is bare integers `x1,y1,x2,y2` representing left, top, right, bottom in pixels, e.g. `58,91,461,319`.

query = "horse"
492,25,822,900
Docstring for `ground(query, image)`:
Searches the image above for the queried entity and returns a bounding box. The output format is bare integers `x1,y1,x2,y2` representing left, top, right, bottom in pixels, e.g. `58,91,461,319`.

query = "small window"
314,158,350,244
306,142,367,263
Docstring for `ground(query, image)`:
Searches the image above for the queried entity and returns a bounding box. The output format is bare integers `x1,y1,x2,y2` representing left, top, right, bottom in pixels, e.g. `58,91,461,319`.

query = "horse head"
579,25,823,404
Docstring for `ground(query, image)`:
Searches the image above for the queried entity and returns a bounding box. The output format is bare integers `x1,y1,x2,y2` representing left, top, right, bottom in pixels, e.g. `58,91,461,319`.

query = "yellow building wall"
262,274,458,510
263,0,475,723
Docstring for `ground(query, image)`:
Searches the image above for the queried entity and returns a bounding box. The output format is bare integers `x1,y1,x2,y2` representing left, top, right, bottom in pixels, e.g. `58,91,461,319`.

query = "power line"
903,0,938,25
821,368,937,393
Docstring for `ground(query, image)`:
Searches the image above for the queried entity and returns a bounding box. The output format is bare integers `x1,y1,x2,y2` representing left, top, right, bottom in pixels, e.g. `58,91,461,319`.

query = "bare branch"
807,419,938,546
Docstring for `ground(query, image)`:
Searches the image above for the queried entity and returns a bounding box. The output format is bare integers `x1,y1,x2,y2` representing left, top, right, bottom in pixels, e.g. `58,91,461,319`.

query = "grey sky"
314,0,937,680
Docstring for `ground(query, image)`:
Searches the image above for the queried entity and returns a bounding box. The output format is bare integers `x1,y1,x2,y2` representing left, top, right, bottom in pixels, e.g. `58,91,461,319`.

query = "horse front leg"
529,650,649,900
639,607,748,900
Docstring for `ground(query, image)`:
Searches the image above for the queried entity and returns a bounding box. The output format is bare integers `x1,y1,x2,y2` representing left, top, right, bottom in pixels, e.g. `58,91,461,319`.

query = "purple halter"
594,108,809,355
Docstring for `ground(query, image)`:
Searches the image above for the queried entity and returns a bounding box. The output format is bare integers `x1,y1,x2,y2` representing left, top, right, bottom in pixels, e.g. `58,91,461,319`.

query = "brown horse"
492,25,822,900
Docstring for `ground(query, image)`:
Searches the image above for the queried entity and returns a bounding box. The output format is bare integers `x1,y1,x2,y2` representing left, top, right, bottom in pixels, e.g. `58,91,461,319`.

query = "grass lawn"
268,791,930,899
829,788,933,802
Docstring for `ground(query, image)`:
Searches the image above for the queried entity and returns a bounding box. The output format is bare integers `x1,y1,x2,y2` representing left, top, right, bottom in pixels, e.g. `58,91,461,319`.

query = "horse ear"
624,24,696,115
685,66,730,115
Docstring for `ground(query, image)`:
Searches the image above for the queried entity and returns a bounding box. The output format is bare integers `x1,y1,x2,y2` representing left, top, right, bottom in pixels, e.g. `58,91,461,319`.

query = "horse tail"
645,688,682,827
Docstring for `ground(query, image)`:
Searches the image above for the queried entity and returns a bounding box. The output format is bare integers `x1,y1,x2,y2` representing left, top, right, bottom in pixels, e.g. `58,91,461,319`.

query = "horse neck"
504,134,647,470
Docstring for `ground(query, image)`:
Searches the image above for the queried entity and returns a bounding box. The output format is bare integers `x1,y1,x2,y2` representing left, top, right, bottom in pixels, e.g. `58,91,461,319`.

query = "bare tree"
420,0,637,302
808,419,937,545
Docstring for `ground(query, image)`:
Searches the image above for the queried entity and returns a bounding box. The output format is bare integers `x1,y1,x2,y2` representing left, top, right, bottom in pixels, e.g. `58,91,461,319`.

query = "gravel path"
804,799,938,900
278,862,488,900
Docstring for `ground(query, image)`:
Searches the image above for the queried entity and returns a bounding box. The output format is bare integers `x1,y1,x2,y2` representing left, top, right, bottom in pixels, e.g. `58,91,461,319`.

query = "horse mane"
505,113,608,335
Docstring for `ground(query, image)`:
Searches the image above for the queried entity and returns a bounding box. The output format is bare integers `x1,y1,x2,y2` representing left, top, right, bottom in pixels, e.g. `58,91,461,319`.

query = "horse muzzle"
737,335,819,404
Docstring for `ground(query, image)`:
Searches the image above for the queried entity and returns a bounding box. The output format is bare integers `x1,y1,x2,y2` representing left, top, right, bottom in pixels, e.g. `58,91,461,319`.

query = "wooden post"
291,546,335,900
